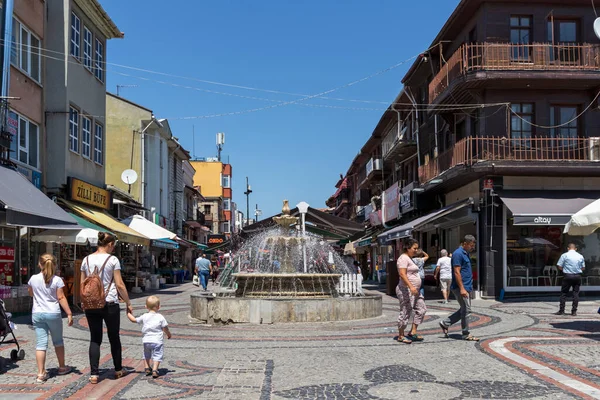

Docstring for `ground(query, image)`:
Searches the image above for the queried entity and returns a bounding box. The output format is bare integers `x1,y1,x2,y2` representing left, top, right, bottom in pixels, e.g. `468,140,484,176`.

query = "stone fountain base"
233,273,342,298
190,293,382,324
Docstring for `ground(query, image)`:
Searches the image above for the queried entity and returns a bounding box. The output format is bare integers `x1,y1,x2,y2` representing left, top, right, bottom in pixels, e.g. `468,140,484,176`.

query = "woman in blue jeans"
28,254,73,383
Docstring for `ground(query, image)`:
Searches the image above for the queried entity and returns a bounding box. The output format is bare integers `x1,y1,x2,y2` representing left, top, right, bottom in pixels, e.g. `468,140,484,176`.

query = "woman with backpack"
80,232,133,384
28,254,73,383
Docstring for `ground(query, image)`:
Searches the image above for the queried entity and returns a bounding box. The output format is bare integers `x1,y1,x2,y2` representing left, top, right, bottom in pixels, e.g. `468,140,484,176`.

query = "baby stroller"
0,298,24,361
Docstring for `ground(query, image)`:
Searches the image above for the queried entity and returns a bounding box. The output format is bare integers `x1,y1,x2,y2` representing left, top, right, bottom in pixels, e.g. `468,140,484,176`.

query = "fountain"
190,200,382,324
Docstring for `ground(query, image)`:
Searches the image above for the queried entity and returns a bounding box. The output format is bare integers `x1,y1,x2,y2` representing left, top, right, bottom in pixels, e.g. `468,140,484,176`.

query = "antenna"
216,132,225,162
121,169,138,194
116,84,138,96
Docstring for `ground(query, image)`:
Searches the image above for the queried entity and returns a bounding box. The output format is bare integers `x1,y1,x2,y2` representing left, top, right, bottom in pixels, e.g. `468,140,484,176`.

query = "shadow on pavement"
550,320,600,340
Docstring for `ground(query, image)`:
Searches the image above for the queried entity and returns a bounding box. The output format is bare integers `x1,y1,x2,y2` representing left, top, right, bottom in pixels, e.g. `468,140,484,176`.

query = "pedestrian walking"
412,249,429,297
28,254,74,383
439,235,479,341
195,253,211,291
80,232,133,384
434,249,453,304
396,239,427,344
127,295,172,379
555,243,585,316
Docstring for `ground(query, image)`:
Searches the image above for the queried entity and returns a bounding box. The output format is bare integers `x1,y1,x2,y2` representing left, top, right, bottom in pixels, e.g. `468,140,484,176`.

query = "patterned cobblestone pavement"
1,283,599,399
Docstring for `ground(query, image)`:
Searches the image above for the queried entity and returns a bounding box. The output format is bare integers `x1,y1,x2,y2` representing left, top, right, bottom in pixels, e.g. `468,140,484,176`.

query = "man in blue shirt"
556,243,585,316
439,235,478,341
195,253,212,291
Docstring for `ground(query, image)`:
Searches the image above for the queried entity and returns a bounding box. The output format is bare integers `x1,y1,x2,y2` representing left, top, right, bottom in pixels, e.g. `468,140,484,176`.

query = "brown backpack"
81,255,114,310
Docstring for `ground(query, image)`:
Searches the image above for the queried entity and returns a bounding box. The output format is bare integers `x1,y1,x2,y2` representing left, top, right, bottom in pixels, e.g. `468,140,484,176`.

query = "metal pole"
302,213,307,273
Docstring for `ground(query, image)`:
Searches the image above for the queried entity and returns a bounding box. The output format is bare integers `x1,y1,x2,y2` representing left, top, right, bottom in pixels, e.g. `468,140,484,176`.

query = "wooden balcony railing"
429,42,600,102
419,137,600,183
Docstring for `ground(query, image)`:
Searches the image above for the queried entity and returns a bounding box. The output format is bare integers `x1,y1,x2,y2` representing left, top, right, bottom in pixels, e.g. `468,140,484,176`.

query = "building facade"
45,0,122,194
167,136,189,236
335,0,600,298
190,159,233,237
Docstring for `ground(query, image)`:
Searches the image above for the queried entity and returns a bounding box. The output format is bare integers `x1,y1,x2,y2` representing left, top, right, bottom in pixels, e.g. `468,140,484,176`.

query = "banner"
383,183,400,223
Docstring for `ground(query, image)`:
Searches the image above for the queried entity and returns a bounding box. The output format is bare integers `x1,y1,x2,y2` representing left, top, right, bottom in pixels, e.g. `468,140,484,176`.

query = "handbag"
192,275,199,286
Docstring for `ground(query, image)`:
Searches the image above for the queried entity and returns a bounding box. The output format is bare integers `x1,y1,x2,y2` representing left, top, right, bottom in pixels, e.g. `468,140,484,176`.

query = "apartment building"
190,159,233,238
338,0,600,298
44,0,122,194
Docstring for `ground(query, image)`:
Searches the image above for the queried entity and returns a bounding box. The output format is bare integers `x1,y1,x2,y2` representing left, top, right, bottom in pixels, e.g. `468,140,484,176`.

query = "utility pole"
244,177,252,227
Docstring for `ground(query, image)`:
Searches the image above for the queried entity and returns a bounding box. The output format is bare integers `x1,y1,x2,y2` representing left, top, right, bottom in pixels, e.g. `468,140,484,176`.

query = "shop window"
506,218,599,288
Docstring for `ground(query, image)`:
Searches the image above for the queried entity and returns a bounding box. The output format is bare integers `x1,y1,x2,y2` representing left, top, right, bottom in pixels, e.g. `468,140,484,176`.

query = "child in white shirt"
127,295,171,378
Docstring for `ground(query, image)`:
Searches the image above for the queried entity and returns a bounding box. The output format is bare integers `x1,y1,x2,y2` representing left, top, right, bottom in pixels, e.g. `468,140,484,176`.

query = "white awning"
121,215,177,240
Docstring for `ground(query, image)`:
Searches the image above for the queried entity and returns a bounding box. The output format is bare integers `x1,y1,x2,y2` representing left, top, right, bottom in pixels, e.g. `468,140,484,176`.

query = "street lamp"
244,177,252,227
296,201,309,273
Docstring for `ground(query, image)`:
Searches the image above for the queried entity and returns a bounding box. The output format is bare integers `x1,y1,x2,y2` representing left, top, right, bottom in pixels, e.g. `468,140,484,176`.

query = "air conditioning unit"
373,158,382,171
590,137,600,161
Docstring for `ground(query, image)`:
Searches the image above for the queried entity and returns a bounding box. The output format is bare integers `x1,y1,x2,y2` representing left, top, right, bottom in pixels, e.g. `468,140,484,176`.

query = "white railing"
382,124,408,157
337,273,364,296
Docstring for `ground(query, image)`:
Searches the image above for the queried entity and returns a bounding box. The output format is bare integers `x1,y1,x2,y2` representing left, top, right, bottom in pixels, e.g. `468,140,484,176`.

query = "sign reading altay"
207,234,227,245
68,177,112,210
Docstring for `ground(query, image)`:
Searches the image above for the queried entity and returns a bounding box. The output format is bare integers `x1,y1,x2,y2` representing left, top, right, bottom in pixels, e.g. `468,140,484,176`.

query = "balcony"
382,123,417,163
430,42,600,103
419,136,600,183
355,188,370,207
358,158,383,188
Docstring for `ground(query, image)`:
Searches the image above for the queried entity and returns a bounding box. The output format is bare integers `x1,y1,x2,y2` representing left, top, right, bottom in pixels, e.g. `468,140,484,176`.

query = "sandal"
36,373,49,384
439,322,449,338
463,335,480,342
114,369,129,379
57,366,73,376
406,334,424,342
396,336,412,344
152,370,159,379
89,375,99,384
144,367,152,376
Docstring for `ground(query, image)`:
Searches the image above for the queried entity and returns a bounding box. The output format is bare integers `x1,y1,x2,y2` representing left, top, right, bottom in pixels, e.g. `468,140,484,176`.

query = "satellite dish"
121,169,138,185
594,17,600,40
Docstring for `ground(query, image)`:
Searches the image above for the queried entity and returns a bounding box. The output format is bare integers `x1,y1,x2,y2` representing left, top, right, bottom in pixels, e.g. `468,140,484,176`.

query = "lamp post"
296,201,309,273
244,177,252,226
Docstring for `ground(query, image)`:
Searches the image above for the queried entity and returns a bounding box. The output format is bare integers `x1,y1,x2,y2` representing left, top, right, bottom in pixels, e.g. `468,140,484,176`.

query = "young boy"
127,295,172,378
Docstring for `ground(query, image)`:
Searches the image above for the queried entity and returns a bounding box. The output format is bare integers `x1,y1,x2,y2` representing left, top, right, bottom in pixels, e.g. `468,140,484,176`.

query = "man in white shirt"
435,249,453,304
556,243,585,316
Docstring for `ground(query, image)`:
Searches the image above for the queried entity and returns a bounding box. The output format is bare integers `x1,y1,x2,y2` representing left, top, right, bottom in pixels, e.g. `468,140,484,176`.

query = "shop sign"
383,183,400,223
400,190,414,213
513,215,570,226
369,210,382,226
16,164,42,189
0,247,15,262
68,177,111,210
208,234,226,245
7,111,17,136
357,238,372,247
151,240,178,250
483,178,494,190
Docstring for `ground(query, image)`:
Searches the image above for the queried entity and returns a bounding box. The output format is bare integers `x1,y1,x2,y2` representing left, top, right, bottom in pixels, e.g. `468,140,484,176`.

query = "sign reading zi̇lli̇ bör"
68,177,112,210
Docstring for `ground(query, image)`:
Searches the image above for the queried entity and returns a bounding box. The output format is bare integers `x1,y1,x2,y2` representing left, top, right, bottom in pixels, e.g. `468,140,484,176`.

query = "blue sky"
102,0,460,219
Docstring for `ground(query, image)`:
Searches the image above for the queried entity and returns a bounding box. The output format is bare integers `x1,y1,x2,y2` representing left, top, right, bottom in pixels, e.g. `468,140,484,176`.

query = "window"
510,103,534,145
83,27,92,70
223,199,231,211
550,106,578,145
69,107,79,153
548,20,579,62
10,19,41,82
222,174,231,188
8,111,38,168
81,116,91,159
510,16,532,61
94,38,104,82
70,13,80,59
159,189,163,214
94,123,103,164
223,221,230,234
204,205,211,214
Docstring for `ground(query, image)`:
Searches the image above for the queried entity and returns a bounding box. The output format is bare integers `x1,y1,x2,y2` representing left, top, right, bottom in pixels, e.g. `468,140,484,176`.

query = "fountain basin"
190,293,382,324
233,273,342,298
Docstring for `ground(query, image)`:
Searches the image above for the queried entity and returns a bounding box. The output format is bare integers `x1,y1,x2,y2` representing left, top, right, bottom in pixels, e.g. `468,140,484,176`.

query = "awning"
189,240,208,250
31,213,113,245
60,199,150,246
121,215,177,240
0,167,79,229
184,220,203,229
498,190,600,226
378,199,473,243
151,238,179,250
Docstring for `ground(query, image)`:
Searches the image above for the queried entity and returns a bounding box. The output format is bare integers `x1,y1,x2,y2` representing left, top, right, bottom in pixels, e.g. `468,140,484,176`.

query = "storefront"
0,167,80,311
58,178,150,296
499,190,600,293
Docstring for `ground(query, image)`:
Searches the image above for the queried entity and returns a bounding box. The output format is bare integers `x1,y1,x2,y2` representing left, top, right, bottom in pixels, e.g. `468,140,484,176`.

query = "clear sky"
101,0,460,219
